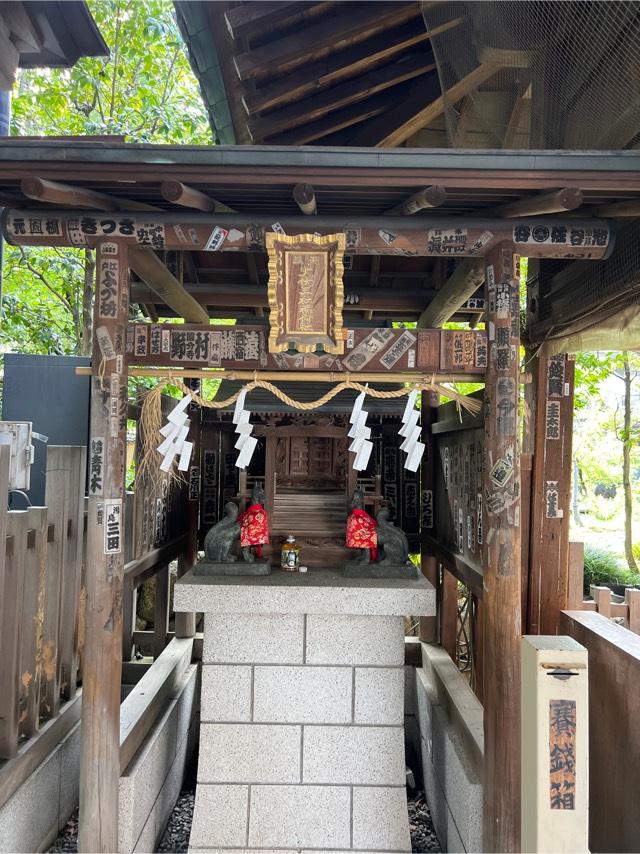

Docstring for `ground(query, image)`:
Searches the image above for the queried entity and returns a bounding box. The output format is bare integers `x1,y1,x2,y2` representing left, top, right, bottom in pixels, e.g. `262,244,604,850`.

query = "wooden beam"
129,247,209,323
160,180,236,213
527,354,575,634
350,62,502,148
494,188,583,218
119,637,193,772
130,283,439,316
82,366,479,384
417,260,485,328
482,244,521,853
590,199,640,217
224,0,301,39
0,691,81,811
268,88,401,145
422,533,483,600
20,176,157,212
233,2,420,81
79,240,130,853
3,209,614,260
248,52,436,141
292,183,317,215
385,185,447,215
503,81,532,148
242,19,449,115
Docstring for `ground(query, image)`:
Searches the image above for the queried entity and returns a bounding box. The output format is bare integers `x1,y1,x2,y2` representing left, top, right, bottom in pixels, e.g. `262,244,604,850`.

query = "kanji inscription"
549,699,576,810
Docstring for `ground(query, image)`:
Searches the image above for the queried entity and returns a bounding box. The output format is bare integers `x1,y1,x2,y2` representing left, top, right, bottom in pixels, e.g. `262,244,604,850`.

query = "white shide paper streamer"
157,394,193,472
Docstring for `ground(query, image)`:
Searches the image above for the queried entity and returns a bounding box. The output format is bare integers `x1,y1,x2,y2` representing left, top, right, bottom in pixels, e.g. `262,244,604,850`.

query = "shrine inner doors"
275,435,348,492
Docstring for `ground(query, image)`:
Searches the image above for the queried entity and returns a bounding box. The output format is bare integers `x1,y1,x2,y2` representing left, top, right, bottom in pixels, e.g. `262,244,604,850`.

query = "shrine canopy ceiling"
1,140,640,329
175,1,640,151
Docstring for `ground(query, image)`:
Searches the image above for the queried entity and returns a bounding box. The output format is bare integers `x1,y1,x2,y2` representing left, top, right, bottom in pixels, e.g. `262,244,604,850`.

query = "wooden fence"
0,445,86,761
566,540,640,635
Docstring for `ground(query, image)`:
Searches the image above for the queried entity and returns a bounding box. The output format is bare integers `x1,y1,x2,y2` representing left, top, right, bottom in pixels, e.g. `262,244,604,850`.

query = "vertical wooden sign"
79,240,129,854
482,244,522,854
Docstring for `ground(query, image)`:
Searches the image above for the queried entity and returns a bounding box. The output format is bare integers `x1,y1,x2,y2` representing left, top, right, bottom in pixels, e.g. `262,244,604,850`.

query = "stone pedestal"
174,569,435,854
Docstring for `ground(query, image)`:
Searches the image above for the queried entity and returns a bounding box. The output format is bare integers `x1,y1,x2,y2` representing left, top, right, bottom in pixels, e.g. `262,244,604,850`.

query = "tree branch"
17,248,75,315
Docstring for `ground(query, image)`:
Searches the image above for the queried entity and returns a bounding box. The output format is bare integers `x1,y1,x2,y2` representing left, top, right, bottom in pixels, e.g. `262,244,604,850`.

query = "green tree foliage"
10,0,210,143
2,0,210,357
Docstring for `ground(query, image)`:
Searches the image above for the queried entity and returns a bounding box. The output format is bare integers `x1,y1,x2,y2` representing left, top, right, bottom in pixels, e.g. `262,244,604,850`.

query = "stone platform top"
175,568,435,617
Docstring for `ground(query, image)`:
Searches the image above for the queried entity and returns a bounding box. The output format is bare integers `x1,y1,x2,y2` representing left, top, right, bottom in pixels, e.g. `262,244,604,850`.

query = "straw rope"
137,374,482,488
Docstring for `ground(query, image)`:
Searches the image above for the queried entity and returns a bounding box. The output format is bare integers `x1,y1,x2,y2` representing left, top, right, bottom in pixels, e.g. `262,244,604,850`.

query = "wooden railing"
560,610,640,851
566,540,640,636
0,445,86,761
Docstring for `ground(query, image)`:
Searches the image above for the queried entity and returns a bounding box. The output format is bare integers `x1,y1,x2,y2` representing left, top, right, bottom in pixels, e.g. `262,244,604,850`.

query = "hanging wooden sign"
266,231,346,354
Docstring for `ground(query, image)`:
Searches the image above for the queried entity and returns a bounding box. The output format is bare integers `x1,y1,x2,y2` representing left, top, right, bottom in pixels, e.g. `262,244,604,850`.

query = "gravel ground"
409,791,441,852
50,778,440,853
49,809,78,852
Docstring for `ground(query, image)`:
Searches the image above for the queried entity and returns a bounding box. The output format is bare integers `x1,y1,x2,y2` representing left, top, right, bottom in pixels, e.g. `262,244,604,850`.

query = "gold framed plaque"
266,231,346,354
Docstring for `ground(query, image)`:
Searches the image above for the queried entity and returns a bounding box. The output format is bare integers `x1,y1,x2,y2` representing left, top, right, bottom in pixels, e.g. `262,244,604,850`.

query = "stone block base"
175,569,435,853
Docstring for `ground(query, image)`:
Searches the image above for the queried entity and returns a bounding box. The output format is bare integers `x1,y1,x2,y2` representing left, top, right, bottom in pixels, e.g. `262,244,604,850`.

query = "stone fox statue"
376,506,409,565
204,501,240,562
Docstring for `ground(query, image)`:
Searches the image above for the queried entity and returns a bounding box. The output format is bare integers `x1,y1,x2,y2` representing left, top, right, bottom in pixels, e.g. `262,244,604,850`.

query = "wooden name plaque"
266,231,346,354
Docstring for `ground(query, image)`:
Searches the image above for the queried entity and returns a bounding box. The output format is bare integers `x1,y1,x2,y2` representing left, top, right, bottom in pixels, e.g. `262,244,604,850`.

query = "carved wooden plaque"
266,231,346,354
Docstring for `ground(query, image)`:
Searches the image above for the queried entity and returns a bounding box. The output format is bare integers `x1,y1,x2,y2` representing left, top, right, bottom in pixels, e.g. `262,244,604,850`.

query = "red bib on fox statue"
346,507,378,560
238,503,269,558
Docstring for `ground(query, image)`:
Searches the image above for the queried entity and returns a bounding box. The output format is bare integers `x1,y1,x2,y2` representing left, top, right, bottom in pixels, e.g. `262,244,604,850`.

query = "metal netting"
421,1,640,150
533,218,640,336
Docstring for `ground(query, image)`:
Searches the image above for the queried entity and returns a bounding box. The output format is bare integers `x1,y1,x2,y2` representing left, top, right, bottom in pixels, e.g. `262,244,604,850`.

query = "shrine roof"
209,380,406,417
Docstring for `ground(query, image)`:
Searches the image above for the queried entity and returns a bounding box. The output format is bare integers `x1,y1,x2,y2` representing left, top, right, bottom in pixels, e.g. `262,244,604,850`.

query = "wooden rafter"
20,177,156,212
267,85,418,146
503,81,532,148
128,248,209,324
18,176,208,322
493,188,583,218
590,199,640,217
248,52,436,141
242,19,444,115
385,186,447,215
293,183,317,215
160,180,236,213
350,62,502,148
417,260,485,328
233,2,420,81
224,1,302,39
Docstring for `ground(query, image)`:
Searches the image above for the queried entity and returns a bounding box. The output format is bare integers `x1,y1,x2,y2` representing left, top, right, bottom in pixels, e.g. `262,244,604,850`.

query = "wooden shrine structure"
1,139,640,852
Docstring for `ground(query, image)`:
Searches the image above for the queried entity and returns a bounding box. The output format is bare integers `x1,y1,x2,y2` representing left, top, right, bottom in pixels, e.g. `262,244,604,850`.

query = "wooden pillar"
482,244,522,852
440,567,458,661
528,353,575,634
175,379,200,639
420,390,438,642
264,434,276,515
79,239,130,853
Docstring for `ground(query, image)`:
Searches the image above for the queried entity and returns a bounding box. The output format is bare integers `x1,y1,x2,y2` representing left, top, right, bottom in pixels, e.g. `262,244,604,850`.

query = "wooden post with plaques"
175,379,200,639
420,390,439,642
482,244,522,852
78,239,130,853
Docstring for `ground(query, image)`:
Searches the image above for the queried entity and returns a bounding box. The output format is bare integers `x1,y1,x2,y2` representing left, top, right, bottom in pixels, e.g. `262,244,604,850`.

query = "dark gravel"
156,761,196,853
409,791,441,852
50,778,440,853
49,808,78,852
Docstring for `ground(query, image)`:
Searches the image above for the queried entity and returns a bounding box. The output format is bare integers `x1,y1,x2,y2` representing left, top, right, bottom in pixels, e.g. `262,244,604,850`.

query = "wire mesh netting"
531,218,640,341
422,1,640,150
